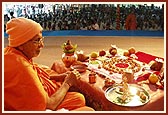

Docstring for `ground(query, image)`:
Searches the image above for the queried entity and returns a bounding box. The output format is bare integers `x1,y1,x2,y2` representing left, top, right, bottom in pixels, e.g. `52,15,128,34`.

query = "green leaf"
61,43,77,53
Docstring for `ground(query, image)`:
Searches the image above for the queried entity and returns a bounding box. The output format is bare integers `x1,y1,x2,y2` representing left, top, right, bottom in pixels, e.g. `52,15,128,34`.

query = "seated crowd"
4,4,164,31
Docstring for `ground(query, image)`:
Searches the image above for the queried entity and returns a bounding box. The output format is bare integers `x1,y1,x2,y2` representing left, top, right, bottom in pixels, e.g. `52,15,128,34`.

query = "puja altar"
74,50,165,111
55,40,165,111
75,50,164,111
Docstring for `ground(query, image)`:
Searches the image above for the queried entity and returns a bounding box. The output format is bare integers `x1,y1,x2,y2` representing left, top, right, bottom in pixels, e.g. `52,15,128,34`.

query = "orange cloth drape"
4,46,90,111
4,47,47,110
125,13,137,30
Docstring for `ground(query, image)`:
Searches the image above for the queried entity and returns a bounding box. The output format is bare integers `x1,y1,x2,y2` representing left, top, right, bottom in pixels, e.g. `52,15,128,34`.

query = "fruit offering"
99,49,106,56
90,52,98,59
148,73,159,84
128,47,136,54
109,45,117,56
61,40,77,54
123,51,130,57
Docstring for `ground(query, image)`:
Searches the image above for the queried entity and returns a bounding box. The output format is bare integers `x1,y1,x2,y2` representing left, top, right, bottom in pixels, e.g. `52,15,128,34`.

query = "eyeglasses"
31,37,44,44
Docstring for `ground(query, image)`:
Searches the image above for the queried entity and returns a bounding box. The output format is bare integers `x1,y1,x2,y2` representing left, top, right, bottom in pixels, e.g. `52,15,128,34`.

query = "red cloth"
136,71,160,82
134,51,163,82
135,51,163,64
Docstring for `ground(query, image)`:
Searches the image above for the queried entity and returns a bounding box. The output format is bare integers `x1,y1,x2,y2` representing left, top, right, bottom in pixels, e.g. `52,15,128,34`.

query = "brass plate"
105,84,150,107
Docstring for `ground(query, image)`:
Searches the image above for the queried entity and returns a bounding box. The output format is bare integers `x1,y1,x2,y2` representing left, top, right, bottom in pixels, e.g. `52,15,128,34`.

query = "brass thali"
105,84,150,107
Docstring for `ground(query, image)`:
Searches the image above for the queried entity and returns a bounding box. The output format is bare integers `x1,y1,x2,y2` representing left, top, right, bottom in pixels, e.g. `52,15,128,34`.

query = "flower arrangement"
61,40,77,54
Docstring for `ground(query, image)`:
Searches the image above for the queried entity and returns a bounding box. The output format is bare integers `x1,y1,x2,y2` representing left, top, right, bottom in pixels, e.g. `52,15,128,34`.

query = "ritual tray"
105,84,150,107
87,55,149,83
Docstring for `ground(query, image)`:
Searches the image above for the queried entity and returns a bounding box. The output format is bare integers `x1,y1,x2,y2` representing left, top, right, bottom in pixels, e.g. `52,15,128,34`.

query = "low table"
76,70,164,111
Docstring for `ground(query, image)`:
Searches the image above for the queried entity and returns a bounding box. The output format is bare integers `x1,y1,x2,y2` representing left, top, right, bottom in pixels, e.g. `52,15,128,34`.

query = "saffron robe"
4,46,89,111
125,13,137,30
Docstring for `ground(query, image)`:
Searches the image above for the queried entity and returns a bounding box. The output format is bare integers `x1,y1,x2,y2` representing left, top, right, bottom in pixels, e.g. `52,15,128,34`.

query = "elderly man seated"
4,17,94,111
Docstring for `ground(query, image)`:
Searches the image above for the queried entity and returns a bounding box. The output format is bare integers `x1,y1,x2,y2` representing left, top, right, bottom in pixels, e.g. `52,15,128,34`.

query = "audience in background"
125,6,137,30
90,19,100,30
4,4,164,32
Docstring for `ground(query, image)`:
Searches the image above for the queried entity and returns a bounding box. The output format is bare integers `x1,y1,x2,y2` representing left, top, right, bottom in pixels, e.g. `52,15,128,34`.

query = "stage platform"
4,35,164,67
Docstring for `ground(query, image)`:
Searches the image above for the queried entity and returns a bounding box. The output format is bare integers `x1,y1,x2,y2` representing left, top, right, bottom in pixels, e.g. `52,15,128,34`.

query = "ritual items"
109,45,117,56
86,44,165,91
122,70,134,83
76,50,89,62
71,64,87,73
99,49,106,56
61,40,78,68
101,56,141,75
104,78,116,87
123,47,136,56
148,73,159,84
149,58,164,71
123,51,130,57
71,45,164,109
128,47,136,54
88,71,97,84
105,84,150,107
120,75,130,103
90,52,98,59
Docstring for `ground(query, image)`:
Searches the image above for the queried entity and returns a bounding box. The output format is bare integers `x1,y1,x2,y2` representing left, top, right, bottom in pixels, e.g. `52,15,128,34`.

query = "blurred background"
3,2,164,31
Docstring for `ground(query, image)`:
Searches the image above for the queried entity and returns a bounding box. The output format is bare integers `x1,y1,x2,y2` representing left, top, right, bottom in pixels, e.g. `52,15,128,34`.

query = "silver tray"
105,84,150,107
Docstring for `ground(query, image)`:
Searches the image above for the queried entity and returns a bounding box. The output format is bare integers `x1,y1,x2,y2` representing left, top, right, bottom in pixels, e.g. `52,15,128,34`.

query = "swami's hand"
64,71,80,87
